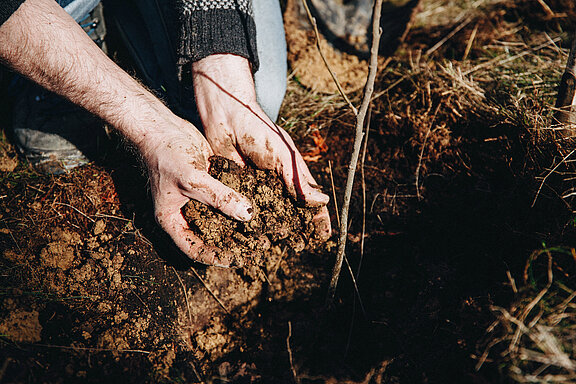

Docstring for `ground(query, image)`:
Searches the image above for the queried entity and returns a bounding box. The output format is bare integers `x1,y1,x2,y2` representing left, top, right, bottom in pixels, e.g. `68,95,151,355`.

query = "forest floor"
1,0,576,383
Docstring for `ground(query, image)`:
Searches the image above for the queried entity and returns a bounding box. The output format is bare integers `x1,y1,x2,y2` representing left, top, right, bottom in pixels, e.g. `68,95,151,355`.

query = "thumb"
185,173,254,222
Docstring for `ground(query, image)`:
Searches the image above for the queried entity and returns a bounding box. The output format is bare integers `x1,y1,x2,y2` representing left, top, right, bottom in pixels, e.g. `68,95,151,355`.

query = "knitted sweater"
0,0,259,70
0,0,25,26
178,0,259,71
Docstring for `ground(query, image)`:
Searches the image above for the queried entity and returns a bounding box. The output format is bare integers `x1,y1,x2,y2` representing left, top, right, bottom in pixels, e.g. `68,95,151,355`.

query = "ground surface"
1,0,576,383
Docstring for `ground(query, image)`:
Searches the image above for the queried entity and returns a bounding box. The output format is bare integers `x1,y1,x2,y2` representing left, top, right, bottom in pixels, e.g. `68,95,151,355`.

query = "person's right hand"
138,118,254,267
192,54,332,242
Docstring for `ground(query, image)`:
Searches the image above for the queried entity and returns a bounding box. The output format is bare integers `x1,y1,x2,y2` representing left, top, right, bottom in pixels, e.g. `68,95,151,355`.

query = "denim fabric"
253,0,287,121
58,0,100,22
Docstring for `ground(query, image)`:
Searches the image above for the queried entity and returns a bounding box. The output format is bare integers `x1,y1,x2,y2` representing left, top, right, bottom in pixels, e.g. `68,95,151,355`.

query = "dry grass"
281,1,576,381
476,247,576,382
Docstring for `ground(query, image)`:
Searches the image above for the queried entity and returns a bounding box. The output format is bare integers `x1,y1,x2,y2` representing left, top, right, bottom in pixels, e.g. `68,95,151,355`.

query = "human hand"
138,117,254,267
192,54,332,241
0,0,257,266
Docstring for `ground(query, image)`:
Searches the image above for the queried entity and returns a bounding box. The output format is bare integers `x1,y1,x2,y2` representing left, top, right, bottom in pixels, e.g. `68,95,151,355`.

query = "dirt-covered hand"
139,118,254,266
192,54,331,241
0,0,259,265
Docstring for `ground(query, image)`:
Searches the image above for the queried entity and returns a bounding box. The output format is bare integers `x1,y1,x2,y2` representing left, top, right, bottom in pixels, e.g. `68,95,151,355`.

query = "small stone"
93,220,106,236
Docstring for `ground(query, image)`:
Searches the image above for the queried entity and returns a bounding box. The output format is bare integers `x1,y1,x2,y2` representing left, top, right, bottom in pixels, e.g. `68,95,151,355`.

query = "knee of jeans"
255,64,287,122
252,0,287,122
62,0,101,22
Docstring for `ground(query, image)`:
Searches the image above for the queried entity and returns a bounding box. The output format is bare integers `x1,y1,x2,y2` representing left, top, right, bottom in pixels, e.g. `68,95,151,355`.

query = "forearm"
0,0,178,151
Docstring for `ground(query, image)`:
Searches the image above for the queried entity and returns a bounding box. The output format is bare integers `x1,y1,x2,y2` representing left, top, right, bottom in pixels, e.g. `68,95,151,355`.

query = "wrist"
192,54,258,115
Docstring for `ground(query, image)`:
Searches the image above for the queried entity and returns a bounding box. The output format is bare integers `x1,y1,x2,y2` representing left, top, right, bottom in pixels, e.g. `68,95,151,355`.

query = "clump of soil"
0,300,41,343
182,156,321,266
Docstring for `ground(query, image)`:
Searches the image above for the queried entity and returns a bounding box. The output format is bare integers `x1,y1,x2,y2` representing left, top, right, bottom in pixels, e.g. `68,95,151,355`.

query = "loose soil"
182,156,322,266
284,0,370,94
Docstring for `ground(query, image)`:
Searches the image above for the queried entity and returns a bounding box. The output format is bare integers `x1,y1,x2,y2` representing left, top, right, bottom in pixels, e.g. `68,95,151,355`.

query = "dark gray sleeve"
177,0,259,72
0,0,26,27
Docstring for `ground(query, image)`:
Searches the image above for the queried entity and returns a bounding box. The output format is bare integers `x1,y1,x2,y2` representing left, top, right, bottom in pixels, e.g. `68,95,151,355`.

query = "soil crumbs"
0,160,332,383
183,156,321,266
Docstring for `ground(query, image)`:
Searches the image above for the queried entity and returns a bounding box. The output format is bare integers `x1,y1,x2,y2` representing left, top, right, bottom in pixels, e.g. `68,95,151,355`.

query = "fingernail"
234,200,253,221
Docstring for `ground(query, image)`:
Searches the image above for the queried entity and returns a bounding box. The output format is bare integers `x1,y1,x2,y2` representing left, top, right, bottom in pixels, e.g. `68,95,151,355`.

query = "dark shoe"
12,82,108,174
309,0,420,56
80,2,107,51
10,3,108,174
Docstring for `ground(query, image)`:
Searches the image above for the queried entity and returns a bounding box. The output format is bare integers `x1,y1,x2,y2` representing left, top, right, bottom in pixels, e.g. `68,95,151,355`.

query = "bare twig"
536,0,555,17
371,74,409,102
328,160,340,227
269,246,288,282
506,270,518,294
462,22,479,61
415,127,431,201
359,108,371,276
327,0,384,306
259,266,273,285
301,0,358,115
29,343,150,354
172,267,194,328
189,267,230,314
164,270,205,383
343,255,367,316
94,213,131,222
2,224,22,254
463,38,560,76
426,17,472,56
54,202,96,223
345,109,372,355
532,149,576,207
287,321,300,384
554,34,576,132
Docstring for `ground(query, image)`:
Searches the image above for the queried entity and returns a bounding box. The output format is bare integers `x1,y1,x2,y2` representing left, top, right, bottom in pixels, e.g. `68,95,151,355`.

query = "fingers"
312,205,332,241
151,170,251,267
157,210,235,267
205,131,246,167
236,124,330,207
183,172,253,222
270,131,329,207
292,154,330,207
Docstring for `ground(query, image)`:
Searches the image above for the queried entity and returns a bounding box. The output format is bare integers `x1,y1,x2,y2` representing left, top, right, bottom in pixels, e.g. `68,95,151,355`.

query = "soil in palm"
182,156,322,266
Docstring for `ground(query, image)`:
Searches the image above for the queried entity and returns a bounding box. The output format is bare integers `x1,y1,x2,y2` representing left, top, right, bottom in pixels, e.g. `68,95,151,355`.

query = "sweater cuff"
0,0,25,27
178,8,259,72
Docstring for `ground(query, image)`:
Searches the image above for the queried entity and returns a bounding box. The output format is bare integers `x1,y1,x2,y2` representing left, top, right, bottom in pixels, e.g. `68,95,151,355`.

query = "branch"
301,0,358,115
327,0,384,306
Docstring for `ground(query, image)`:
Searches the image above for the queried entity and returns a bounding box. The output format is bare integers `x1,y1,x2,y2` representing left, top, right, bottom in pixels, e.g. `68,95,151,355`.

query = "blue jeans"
57,0,101,23
61,0,287,122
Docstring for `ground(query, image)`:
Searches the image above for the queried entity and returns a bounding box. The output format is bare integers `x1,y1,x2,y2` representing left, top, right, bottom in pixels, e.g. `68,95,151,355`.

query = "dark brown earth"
182,156,322,267
0,0,576,383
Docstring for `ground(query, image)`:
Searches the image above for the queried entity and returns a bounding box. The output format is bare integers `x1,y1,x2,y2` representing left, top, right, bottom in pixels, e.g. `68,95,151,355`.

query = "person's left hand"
138,117,254,267
192,54,332,241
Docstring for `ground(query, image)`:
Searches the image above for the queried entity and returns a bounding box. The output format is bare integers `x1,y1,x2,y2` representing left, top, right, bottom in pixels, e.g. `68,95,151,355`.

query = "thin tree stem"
554,34,576,132
327,0,384,307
